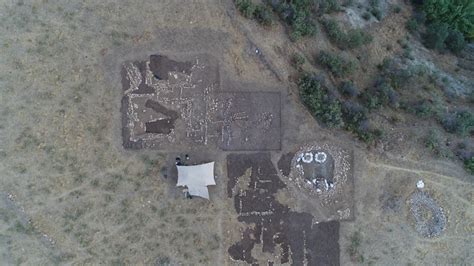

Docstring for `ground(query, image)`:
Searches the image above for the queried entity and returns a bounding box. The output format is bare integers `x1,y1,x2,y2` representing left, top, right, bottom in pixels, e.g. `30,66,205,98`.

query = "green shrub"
446,29,466,53
254,4,273,26
465,156,474,175
360,89,381,110
421,0,474,40
339,81,359,97
342,0,354,7
371,8,382,20
424,22,450,50
291,11,318,40
235,0,255,18
346,29,373,48
321,19,345,43
342,102,368,130
299,74,343,127
362,12,371,20
317,51,356,77
341,102,382,143
321,19,372,49
394,5,402,13
360,81,398,110
413,100,435,118
319,0,342,14
292,53,306,69
272,0,318,40
378,58,415,89
377,81,399,107
406,18,419,33
348,231,362,260
440,109,474,136
369,0,382,20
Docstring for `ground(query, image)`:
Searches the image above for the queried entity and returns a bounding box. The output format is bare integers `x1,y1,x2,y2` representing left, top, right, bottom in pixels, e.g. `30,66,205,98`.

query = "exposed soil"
144,99,179,134
227,153,340,265
278,152,294,176
149,54,193,80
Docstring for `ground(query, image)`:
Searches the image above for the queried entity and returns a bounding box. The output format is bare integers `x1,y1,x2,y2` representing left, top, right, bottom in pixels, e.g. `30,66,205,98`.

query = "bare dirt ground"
0,0,472,265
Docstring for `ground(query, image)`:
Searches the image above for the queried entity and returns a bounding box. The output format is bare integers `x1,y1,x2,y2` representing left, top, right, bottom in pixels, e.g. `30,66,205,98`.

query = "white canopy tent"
176,162,216,199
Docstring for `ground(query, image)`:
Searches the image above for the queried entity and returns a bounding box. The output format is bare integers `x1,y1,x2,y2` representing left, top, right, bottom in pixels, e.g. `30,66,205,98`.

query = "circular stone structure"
314,152,327,163
289,143,351,197
408,191,447,238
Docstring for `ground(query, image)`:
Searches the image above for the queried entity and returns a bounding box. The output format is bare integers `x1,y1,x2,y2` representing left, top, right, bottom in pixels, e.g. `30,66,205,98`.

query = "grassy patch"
348,230,364,263
424,129,451,158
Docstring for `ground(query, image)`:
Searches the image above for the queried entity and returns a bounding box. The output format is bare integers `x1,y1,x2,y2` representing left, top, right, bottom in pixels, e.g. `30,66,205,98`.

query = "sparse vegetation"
348,231,364,263
425,129,451,158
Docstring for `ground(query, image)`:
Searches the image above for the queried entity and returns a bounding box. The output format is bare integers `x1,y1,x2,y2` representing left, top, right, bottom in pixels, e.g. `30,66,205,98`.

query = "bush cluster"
424,22,466,53
317,51,356,78
400,99,441,119
465,157,474,175
419,0,474,40
360,80,399,110
341,101,382,142
321,19,373,49
271,0,318,40
409,0,472,53
378,58,415,89
235,0,273,26
254,4,273,26
292,53,306,69
299,74,343,127
439,109,474,136
369,0,382,20
339,81,359,98
318,0,342,14
235,0,255,18
406,18,419,33
299,74,383,143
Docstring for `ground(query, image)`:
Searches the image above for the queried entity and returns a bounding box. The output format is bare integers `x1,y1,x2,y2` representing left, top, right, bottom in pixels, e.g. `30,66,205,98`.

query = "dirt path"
366,160,469,185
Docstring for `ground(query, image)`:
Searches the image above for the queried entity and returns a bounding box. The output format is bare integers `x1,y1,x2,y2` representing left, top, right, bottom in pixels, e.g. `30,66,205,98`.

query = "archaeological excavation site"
0,0,472,265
